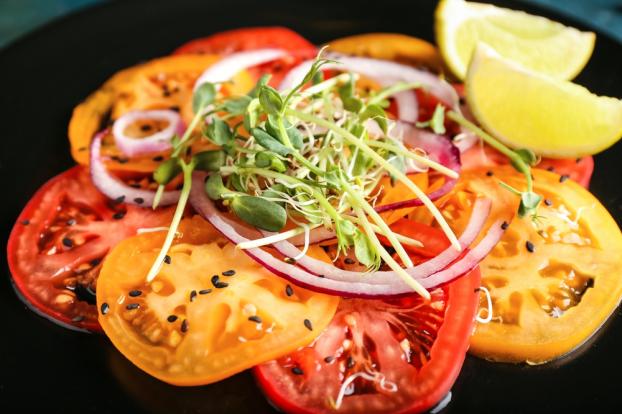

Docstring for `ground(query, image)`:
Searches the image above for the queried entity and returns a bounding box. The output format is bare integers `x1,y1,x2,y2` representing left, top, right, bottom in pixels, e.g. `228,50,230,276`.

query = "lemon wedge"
466,44,622,158
435,0,595,80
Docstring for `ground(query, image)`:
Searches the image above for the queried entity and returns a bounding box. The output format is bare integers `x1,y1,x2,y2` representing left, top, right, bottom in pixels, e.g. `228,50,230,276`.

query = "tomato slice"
172,26,316,55
461,143,594,188
254,268,480,414
7,166,173,331
457,166,622,364
97,216,339,386
384,219,450,258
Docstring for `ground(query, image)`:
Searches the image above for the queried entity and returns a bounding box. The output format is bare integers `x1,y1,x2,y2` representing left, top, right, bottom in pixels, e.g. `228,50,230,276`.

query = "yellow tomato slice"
461,166,622,364
68,54,254,171
96,216,339,386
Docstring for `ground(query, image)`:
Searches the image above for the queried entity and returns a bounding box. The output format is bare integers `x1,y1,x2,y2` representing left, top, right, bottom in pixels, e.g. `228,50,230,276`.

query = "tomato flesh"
254,269,481,414
7,166,172,331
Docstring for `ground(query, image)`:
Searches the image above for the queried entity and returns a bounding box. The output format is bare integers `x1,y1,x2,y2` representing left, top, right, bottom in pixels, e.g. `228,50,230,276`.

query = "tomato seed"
285,285,294,297
303,319,313,331
100,303,110,315
114,195,126,204
249,315,262,324
113,211,126,220
134,197,144,204
501,221,509,230
126,303,140,310
526,241,535,253
129,290,142,297
167,315,178,323
291,367,304,375
486,170,493,177
222,269,236,276
66,218,76,226
181,319,189,333
211,275,229,289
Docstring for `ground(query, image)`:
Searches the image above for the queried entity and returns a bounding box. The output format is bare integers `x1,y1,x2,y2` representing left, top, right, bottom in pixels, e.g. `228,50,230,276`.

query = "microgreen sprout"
146,50,472,297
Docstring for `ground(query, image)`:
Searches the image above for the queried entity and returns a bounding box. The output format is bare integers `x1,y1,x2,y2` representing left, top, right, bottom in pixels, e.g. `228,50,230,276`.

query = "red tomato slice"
381,219,450,258
172,26,316,55
173,27,317,87
7,166,173,331
461,144,594,188
254,268,481,414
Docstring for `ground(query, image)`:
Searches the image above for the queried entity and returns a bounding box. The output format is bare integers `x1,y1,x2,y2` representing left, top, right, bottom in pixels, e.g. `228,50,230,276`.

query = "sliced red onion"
393,90,418,123
265,197,489,285
279,54,459,110
194,48,288,91
90,131,181,206
190,171,493,297
112,109,180,157
375,122,461,212
420,220,506,288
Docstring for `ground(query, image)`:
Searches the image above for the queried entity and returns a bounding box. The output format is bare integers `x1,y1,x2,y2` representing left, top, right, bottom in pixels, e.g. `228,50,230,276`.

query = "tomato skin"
254,268,481,414
172,26,316,55
382,219,450,258
7,166,172,331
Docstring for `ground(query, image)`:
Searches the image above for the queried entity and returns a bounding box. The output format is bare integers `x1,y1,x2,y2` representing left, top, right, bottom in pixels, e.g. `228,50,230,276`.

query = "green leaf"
312,70,324,85
205,117,233,146
153,158,181,185
193,150,225,172
360,104,388,133
229,173,246,192
339,75,363,113
266,115,303,149
248,74,271,98
251,128,292,156
193,82,216,114
262,184,289,202
430,104,446,135
204,173,228,200
258,85,283,115
515,148,538,166
223,95,252,115
387,155,406,183
353,230,378,268
518,191,542,218
255,151,287,173
244,98,261,131
230,195,287,232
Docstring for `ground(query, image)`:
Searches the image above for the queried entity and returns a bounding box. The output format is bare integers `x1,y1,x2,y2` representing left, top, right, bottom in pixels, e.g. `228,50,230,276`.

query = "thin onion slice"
278,53,459,111
112,109,181,157
194,48,288,91
90,131,181,206
190,172,495,296
375,122,461,212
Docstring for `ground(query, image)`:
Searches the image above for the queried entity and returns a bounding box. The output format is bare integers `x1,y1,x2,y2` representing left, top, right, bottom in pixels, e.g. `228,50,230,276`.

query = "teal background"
0,0,621,49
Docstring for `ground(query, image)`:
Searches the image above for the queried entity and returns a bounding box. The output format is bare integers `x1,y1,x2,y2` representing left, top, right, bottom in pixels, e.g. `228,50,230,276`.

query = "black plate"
1,0,622,412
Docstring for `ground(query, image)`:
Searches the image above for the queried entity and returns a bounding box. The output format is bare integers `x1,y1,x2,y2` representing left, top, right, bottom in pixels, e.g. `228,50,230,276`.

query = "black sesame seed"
291,367,304,375
114,195,126,204
126,303,140,310
526,241,535,253
181,319,189,333
486,170,494,177
285,285,294,297
129,289,142,297
211,275,228,288
62,237,74,248
78,146,87,151
284,257,296,264
199,289,212,295
72,315,84,323
501,221,509,230
546,166,555,172
113,211,126,220
474,287,481,293
346,356,355,369
318,274,325,278
167,315,178,323
129,183,141,189
559,174,570,183
100,303,110,315
134,197,144,204
211,275,220,284
118,158,129,164
222,269,236,276
190,290,197,302
66,218,76,226
544,199,552,206
176,183,184,190
90,258,102,267
21,219,30,225
163,255,171,264
303,319,313,331
324,356,334,363
248,315,262,324
140,124,153,132
344,258,355,265
153,155,164,162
